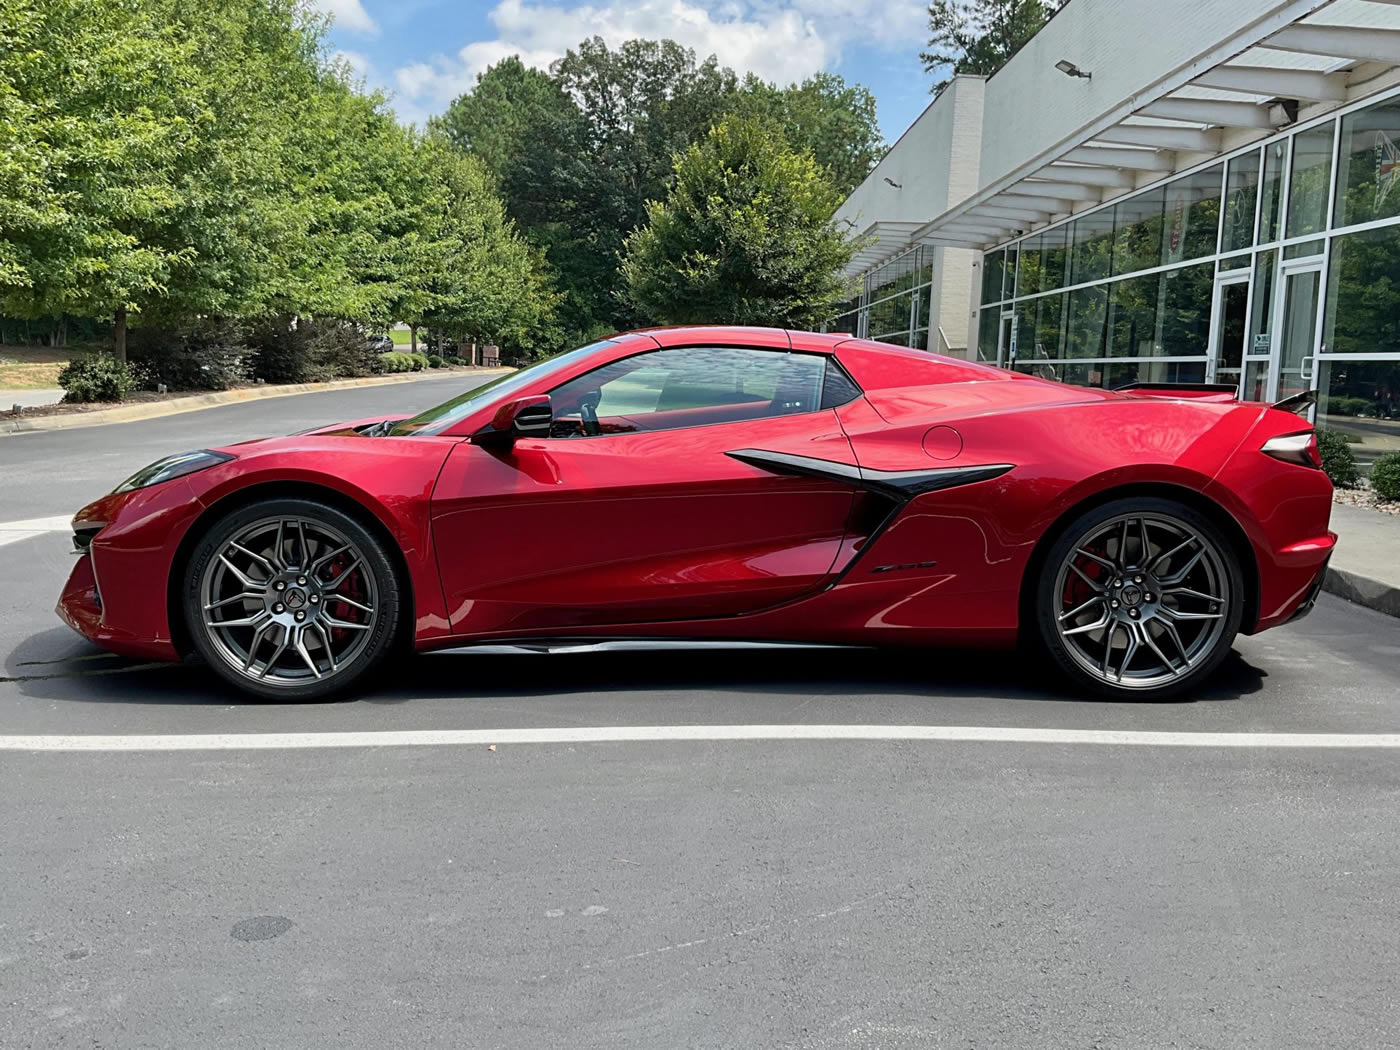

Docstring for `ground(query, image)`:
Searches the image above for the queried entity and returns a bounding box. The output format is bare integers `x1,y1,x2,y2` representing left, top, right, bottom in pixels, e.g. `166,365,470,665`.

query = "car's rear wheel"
1034,497,1244,700
183,498,401,701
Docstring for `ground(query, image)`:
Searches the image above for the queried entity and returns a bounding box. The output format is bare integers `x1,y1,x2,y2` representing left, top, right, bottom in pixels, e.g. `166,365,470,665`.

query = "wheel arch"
167,481,417,658
1015,481,1260,643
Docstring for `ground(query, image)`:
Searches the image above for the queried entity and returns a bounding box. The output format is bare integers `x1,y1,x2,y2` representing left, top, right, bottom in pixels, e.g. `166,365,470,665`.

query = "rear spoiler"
1112,381,1239,403
1111,381,1319,417
1271,388,1316,417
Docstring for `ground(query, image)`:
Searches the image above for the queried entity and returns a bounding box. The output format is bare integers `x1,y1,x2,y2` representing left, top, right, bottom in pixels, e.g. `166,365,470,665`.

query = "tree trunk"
113,306,128,363
410,324,418,354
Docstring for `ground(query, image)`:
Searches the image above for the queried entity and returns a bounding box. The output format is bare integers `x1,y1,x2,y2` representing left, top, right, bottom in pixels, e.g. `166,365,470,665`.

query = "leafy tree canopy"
921,0,1063,97
621,114,860,329
437,39,884,338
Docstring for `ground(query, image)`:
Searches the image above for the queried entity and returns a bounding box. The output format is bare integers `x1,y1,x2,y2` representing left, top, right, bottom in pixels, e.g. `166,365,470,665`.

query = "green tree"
736,73,884,197
921,0,1062,97
621,115,860,328
438,40,883,340
0,0,333,359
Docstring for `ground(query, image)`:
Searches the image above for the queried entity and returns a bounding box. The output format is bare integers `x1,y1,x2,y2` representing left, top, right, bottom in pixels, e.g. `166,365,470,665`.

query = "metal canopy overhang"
844,0,1400,273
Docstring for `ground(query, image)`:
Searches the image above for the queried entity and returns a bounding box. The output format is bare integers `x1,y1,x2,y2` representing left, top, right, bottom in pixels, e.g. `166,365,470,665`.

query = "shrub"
1371,452,1400,502
409,353,429,372
1316,428,1360,489
1325,395,1372,418
378,352,415,373
247,318,378,383
58,354,144,402
426,354,444,368
129,320,251,391
305,321,378,381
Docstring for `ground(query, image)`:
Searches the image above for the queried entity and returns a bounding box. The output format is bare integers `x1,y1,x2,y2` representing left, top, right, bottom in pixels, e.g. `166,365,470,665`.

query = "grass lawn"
0,345,90,390
389,329,413,346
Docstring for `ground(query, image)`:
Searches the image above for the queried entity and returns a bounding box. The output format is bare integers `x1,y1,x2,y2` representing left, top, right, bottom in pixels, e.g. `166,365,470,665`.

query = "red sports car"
57,326,1336,701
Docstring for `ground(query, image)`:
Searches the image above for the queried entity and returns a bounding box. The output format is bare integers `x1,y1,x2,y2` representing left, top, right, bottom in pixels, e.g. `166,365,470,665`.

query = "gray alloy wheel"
184,499,400,700
1035,498,1243,700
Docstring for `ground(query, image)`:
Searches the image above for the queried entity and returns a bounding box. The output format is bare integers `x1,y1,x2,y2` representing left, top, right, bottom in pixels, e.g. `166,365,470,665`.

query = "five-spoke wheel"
1035,498,1243,699
184,499,400,700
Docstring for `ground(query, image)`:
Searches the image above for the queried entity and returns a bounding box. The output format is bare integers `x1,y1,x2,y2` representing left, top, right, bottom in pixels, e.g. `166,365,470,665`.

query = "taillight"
1261,431,1322,469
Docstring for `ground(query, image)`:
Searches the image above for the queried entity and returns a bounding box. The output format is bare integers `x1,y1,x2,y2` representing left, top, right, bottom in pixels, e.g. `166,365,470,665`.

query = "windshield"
389,340,615,437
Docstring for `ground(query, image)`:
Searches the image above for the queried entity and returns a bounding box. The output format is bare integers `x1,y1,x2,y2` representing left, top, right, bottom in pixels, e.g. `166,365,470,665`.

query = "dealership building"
831,0,1400,468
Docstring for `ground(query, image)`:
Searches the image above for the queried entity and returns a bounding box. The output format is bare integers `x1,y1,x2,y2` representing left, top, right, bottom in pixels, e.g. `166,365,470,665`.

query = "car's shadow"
4,627,1269,708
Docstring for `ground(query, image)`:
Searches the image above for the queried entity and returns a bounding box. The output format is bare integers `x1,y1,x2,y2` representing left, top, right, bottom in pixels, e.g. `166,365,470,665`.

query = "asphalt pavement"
2,379,1399,1049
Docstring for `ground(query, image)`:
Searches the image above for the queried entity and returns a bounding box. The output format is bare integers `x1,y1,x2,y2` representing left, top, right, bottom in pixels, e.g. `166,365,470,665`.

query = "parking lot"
3,381,1399,1049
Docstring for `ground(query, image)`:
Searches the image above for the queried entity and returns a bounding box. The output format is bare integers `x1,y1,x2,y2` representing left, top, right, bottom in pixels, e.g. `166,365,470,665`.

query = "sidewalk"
2,388,63,410
1325,503,1400,619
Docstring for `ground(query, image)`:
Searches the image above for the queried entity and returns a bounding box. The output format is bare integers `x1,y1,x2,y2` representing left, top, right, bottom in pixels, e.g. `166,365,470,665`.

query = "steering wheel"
579,390,602,437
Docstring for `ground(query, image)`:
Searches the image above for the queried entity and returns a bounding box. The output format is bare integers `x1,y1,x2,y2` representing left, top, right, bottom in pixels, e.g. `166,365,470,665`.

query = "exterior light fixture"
1055,59,1091,79
883,177,903,188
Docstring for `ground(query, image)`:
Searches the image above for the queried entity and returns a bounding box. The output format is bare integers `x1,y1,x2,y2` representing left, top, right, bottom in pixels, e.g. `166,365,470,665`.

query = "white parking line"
3,725,1400,752
0,515,70,548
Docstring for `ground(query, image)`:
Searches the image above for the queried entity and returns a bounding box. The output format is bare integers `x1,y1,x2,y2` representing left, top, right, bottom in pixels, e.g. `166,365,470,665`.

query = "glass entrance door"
1207,275,1250,391
1274,263,1323,403
998,311,1015,367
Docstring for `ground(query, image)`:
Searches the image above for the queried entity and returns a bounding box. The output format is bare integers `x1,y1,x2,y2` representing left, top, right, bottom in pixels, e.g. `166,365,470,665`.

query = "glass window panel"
1014,300,1035,364
976,309,1000,363
1221,150,1260,254
1283,238,1324,260
1248,249,1276,357
1108,273,1161,357
549,347,828,436
1163,165,1222,264
1019,231,1041,296
1259,141,1285,243
1017,234,1044,298
1112,187,1166,276
1286,123,1334,239
1219,253,1251,271
1066,284,1110,358
1323,225,1400,356
1069,211,1114,286
1035,293,1067,360
1157,262,1214,357
1243,359,1272,402
1317,361,1400,473
1040,224,1069,291
1334,96,1400,229
981,250,1005,304
1004,244,1019,297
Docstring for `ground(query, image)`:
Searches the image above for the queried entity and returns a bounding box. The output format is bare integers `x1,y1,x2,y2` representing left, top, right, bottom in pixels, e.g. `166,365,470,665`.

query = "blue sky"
316,0,934,145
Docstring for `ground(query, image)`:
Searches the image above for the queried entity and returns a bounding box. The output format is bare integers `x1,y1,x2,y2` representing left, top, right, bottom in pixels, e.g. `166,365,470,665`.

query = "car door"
429,345,860,636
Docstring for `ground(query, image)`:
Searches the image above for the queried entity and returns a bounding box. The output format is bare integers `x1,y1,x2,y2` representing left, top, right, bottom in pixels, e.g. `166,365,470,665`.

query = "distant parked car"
365,334,394,353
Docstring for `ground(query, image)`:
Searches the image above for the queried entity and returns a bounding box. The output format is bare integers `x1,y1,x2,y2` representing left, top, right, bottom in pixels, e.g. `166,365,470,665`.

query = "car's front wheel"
1034,497,1244,700
183,498,401,701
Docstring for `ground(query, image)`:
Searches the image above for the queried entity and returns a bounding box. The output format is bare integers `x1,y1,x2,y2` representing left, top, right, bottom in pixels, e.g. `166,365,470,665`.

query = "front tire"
183,498,401,701
1034,497,1244,701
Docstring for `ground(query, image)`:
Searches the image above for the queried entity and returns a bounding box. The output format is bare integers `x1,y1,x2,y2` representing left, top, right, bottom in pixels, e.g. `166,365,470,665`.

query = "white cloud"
388,0,923,122
314,0,379,36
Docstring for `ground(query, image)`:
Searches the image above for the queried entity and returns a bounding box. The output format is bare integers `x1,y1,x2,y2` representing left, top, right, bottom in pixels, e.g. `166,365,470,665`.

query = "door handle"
1301,355,1314,381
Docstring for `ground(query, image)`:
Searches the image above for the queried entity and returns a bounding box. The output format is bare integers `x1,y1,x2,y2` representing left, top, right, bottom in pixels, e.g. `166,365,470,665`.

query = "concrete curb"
0,368,509,436
1323,567,1400,619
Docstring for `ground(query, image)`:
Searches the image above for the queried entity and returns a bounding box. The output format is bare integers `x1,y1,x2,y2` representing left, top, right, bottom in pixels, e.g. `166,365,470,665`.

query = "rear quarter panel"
832,389,1267,637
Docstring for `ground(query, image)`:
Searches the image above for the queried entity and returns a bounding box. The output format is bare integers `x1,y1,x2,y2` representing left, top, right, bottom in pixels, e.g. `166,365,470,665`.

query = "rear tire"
183,498,401,701
1034,497,1243,701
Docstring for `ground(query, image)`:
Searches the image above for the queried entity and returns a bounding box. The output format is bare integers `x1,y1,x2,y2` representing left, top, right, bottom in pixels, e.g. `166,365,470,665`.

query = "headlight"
113,450,234,494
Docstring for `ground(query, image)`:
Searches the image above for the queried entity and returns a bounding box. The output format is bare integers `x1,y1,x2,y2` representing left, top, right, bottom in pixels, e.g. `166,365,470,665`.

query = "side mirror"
473,395,552,448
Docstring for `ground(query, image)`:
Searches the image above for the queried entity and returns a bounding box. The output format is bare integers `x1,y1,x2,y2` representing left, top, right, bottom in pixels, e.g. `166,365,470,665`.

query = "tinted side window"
820,362,862,408
547,347,827,438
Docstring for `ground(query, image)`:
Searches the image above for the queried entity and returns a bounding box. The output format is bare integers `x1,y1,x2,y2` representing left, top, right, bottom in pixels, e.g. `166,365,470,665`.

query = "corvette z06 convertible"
58,327,1336,701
